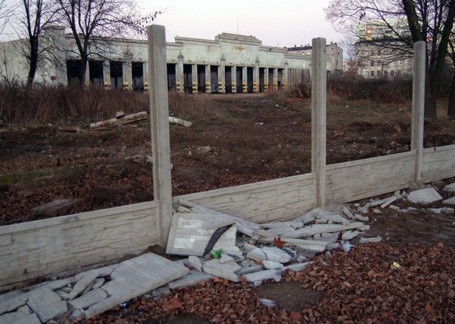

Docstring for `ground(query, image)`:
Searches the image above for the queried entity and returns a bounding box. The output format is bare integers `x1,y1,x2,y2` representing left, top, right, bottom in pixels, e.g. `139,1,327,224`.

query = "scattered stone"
69,288,108,310
407,187,442,204
342,206,354,219
380,196,398,208
168,270,213,289
372,208,382,214
353,214,369,222
151,287,171,299
27,287,67,322
243,270,281,286
442,197,455,206
359,236,383,244
258,298,276,308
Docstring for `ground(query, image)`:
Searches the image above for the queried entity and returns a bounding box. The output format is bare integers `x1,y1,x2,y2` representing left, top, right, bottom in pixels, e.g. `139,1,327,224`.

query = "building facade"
0,28,339,92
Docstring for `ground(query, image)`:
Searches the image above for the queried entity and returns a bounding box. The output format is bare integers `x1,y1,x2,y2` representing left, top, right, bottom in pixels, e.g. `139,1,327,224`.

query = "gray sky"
141,0,344,47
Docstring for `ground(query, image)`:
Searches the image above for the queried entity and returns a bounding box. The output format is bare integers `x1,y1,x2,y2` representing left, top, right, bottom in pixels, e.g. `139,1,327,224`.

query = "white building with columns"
0,27,337,93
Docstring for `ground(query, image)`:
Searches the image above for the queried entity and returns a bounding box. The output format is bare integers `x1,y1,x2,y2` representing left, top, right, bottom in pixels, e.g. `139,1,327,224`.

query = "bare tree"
447,40,455,119
326,0,455,119
0,0,14,38
17,0,61,86
55,0,158,85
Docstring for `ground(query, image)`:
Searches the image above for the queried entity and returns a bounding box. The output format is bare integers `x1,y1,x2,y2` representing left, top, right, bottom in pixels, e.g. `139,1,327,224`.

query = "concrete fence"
0,28,453,291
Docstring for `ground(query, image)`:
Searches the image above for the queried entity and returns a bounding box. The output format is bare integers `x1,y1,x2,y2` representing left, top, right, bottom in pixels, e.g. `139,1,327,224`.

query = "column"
411,41,426,184
122,61,132,90
263,68,269,91
191,64,198,94
283,64,289,89
242,66,247,93
84,62,90,87
147,25,173,246
176,53,184,93
253,66,259,93
103,61,110,89
218,64,225,93
273,68,278,90
143,62,149,91
231,66,237,93
311,38,327,207
205,65,211,93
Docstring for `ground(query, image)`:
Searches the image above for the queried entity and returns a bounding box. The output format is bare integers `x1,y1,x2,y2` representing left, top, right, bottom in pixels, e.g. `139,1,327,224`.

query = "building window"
371,71,375,77
371,60,374,66
390,70,394,77
378,49,381,55
384,70,388,77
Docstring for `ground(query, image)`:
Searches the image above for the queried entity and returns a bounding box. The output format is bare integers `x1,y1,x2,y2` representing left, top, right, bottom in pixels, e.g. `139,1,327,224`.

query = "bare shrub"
168,91,214,120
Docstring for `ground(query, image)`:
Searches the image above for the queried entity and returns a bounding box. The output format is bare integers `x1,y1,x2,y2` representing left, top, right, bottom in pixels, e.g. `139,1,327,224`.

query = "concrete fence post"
311,38,327,207
411,41,426,184
148,25,173,246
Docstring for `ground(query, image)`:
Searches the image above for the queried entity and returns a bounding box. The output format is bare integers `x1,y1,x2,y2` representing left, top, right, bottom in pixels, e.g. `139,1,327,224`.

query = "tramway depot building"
0,27,343,92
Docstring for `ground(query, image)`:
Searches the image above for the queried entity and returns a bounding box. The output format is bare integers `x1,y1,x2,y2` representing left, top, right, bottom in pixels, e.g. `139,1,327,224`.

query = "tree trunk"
26,36,39,88
448,72,455,120
79,57,87,86
425,77,437,119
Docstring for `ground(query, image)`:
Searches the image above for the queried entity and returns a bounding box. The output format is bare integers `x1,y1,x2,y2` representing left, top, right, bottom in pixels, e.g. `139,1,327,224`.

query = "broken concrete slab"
442,197,455,206
188,256,203,271
220,253,235,264
243,269,281,286
262,260,284,270
282,262,313,272
47,278,75,290
27,287,67,322
246,246,293,263
103,253,189,297
166,211,239,257
353,214,369,222
342,230,361,241
84,253,188,318
281,222,365,239
444,183,455,192
0,311,41,324
202,259,240,282
69,288,108,310
359,236,383,244
0,293,29,315
74,264,117,281
69,273,98,300
238,264,264,275
407,187,442,204
168,270,213,289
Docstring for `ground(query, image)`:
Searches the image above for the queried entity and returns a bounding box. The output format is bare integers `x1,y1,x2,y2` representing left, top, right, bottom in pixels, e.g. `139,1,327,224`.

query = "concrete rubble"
1,184,454,322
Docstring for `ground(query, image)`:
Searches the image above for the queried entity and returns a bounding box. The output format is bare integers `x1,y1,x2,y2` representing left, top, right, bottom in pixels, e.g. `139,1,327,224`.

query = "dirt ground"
1,94,455,322
1,94,454,225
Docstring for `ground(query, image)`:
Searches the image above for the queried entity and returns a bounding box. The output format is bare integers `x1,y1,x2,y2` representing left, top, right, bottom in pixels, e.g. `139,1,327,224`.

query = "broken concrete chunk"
220,253,235,264
69,273,98,300
372,208,382,214
243,269,281,285
262,260,284,270
342,206,354,219
353,214,369,222
259,298,276,308
380,196,398,208
444,183,455,192
0,311,40,324
249,246,293,263
151,287,171,299
359,236,383,244
69,288,108,310
46,278,75,290
282,222,365,239
27,287,67,322
282,262,314,272
442,197,455,206
238,264,264,275
389,205,400,211
326,243,341,250
341,230,361,241
0,293,29,315
168,270,213,289
407,187,442,204
188,256,203,271
202,259,240,282
75,265,117,281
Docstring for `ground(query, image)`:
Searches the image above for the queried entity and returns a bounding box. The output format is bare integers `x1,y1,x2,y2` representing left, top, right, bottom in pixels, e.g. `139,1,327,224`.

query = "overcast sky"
140,0,344,47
